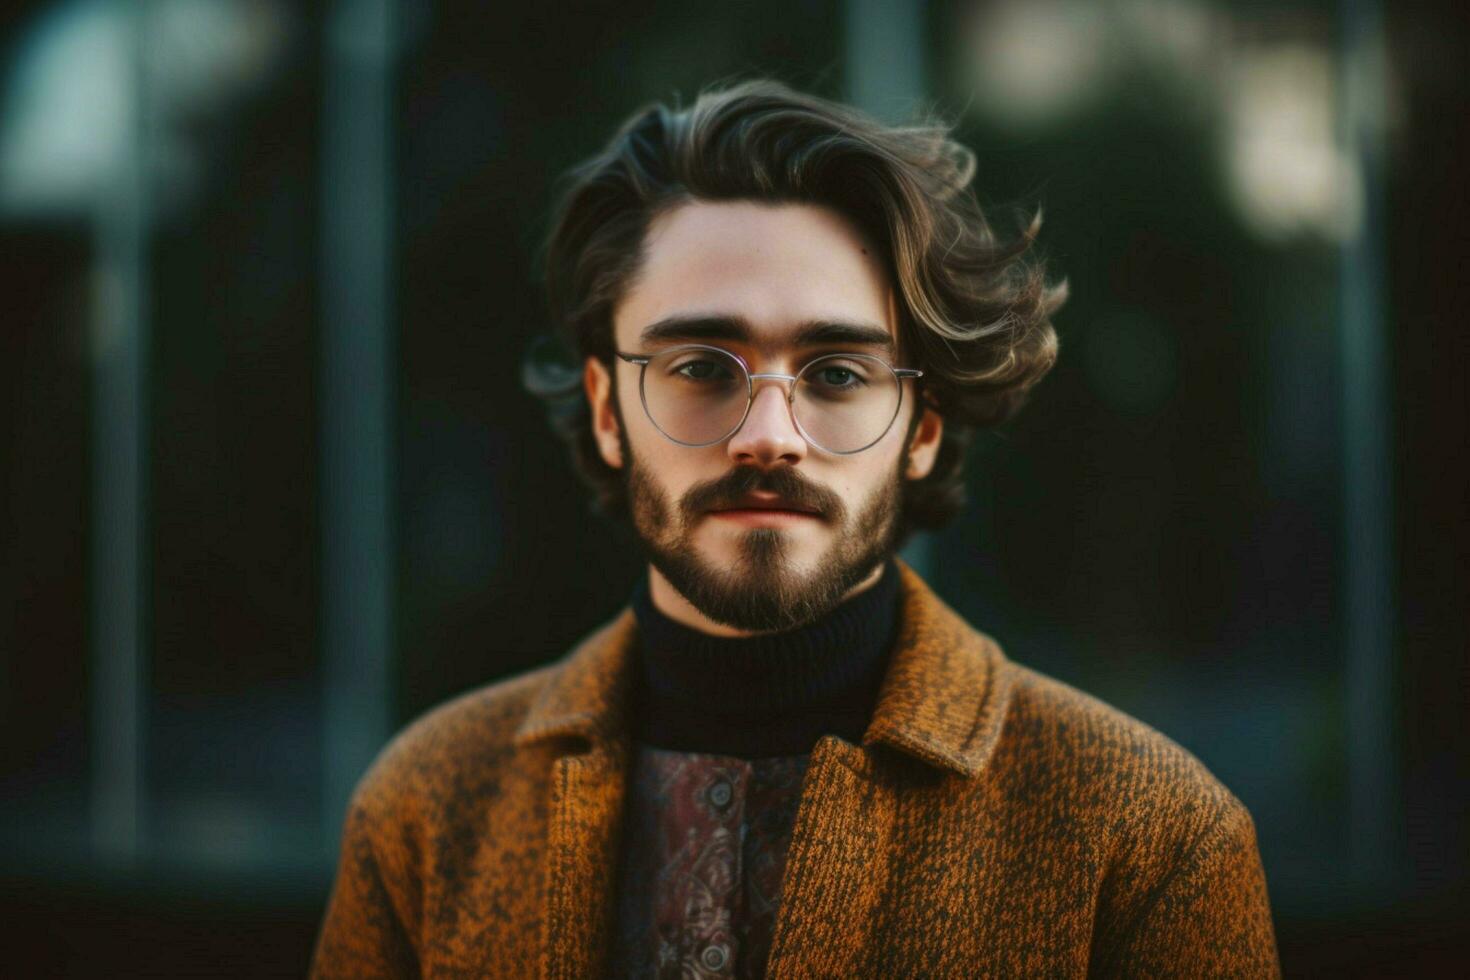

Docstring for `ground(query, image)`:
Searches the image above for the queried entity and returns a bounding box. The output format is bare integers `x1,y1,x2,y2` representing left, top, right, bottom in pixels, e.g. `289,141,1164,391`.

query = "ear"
584,356,624,469
904,406,944,480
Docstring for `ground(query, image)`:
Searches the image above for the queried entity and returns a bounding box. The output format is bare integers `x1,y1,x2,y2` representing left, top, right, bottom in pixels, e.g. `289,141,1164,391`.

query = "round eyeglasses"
616,344,923,455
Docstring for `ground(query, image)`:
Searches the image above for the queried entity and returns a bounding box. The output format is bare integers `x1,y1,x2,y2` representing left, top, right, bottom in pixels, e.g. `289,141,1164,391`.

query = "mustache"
681,466,842,519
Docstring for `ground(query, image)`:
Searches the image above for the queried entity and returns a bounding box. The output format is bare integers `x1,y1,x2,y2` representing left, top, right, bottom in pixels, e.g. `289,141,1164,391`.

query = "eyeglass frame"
614,343,924,456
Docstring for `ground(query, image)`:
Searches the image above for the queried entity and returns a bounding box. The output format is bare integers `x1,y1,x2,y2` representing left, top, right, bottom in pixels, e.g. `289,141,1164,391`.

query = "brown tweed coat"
311,561,1280,978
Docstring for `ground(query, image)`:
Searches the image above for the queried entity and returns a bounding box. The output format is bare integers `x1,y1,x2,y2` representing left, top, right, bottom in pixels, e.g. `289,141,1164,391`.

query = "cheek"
625,426,714,504
611,379,638,435
839,439,907,495
844,469,889,508
614,386,658,462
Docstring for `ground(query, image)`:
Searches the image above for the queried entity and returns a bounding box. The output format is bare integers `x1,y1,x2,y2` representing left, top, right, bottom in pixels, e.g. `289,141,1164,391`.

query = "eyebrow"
638,314,896,355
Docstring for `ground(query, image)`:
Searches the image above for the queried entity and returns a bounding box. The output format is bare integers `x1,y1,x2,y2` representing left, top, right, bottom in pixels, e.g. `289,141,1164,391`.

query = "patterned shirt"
608,746,812,978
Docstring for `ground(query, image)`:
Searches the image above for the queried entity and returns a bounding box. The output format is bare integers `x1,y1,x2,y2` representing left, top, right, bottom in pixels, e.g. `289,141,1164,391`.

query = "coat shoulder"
348,660,560,818
993,663,1277,974
998,660,1253,838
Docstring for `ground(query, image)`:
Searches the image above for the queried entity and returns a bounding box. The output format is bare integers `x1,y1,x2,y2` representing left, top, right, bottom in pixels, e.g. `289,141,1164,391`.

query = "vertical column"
91,0,152,865
1338,0,1395,888
845,0,932,578
845,0,926,123
321,0,396,847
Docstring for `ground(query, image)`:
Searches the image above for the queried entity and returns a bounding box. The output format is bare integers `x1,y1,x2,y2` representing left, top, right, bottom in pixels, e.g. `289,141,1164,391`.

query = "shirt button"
708,779,733,809
700,943,730,970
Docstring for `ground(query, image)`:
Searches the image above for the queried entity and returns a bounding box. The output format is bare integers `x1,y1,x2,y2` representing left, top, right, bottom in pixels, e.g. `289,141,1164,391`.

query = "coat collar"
512,559,1015,778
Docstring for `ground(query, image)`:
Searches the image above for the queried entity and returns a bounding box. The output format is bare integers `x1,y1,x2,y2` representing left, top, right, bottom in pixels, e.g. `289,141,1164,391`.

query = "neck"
646,561,887,637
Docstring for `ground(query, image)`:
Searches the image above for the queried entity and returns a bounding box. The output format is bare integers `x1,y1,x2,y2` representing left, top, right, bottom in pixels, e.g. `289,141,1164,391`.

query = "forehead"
612,200,897,355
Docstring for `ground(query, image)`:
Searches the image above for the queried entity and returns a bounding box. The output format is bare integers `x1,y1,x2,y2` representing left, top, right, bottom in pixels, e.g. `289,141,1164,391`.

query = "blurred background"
1,0,1465,975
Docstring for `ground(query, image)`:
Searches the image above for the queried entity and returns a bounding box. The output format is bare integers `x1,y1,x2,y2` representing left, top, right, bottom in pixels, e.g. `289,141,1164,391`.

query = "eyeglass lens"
639,348,902,453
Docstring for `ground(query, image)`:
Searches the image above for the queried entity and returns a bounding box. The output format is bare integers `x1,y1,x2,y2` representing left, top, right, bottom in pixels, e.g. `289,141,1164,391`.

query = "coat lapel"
513,610,638,980
763,735,897,978
860,560,1014,778
541,738,630,980
766,561,1017,976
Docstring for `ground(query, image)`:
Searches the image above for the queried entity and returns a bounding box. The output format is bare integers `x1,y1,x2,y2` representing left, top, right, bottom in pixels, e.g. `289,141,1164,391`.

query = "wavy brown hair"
524,79,1066,537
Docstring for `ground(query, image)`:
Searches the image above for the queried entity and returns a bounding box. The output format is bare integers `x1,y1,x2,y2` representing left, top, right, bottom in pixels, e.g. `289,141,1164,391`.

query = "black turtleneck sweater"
627,559,901,758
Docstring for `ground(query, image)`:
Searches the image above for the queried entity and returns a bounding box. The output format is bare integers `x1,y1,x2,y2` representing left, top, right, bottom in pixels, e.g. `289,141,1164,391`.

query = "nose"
727,378,807,467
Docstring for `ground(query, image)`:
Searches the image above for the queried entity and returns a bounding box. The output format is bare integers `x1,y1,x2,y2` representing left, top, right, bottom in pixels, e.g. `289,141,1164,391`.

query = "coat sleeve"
309,788,422,980
1102,799,1281,978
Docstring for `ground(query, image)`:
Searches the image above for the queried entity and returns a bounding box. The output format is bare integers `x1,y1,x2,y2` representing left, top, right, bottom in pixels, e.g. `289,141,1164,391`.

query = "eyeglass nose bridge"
730,371,804,446
746,371,800,397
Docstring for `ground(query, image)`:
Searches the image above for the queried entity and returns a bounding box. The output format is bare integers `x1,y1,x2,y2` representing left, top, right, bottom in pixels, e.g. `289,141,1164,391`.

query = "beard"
621,431,907,633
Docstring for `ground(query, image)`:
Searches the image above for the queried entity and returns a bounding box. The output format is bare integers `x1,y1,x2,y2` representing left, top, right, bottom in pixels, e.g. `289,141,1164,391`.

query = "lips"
710,494,821,516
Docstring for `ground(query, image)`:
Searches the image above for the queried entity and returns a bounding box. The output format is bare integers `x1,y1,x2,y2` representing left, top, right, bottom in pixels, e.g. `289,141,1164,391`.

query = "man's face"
585,200,942,634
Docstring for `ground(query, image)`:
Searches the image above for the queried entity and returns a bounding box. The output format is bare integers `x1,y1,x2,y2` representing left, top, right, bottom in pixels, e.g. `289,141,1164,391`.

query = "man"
311,81,1280,978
